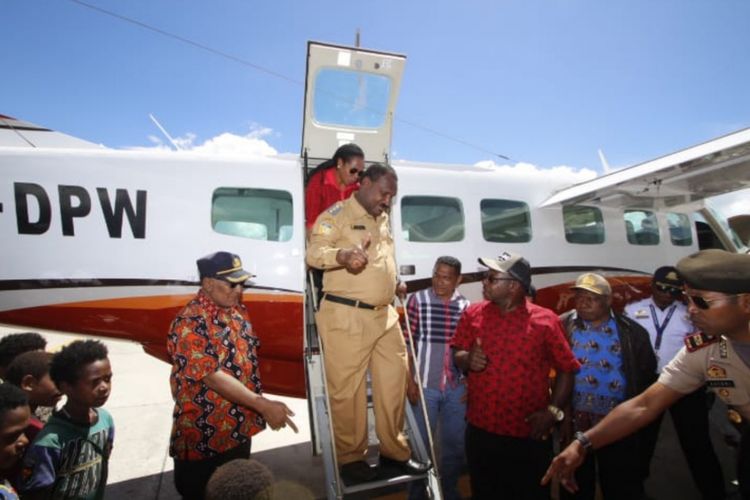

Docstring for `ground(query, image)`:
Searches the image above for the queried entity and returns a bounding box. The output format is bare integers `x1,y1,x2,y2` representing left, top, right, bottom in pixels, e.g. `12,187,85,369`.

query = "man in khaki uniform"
307,163,429,483
543,249,750,499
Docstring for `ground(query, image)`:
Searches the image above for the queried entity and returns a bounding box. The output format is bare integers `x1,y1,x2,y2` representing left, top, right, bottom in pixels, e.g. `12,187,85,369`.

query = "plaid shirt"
405,288,469,391
167,290,265,460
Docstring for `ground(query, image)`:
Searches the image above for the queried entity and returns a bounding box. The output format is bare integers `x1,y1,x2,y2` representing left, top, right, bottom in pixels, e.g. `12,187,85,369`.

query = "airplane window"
401,196,464,242
563,206,605,244
480,199,532,243
624,210,659,245
212,188,293,242
667,213,693,246
313,68,391,129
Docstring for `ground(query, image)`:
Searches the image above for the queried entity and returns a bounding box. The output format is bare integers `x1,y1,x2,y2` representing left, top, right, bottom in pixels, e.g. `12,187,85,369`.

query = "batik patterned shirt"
570,316,627,431
167,290,265,460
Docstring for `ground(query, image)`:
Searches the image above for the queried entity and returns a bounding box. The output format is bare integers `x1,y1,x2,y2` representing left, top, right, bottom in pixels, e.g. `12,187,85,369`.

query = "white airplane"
1,41,749,398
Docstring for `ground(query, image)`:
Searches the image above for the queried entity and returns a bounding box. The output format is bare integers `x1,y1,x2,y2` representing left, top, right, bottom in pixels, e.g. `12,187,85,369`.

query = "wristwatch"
574,431,593,452
547,404,565,422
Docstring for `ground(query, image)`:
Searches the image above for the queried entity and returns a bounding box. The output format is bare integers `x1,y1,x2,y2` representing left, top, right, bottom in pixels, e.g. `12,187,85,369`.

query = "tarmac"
0,325,744,499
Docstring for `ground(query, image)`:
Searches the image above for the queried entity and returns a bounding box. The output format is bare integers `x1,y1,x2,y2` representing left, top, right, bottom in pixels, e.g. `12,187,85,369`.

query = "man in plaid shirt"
405,256,470,500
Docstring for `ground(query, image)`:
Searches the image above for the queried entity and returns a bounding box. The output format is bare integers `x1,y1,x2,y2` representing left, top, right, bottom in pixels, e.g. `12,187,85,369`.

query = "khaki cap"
571,273,611,296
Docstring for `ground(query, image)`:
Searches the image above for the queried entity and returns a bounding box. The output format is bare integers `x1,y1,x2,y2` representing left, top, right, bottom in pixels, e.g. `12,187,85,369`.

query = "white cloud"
473,159,598,183
131,124,278,157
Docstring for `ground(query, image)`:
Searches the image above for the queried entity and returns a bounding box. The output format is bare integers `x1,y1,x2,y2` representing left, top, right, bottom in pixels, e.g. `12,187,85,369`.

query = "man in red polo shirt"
305,143,365,234
452,252,580,500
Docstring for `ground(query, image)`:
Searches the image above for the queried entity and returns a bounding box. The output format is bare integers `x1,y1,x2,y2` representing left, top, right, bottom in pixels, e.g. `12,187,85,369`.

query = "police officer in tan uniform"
543,249,750,499
625,266,725,499
307,163,429,483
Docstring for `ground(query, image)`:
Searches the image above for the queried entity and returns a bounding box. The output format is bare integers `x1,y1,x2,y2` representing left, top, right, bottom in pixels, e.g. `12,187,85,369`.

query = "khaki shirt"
306,196,397,306
659,337,750,419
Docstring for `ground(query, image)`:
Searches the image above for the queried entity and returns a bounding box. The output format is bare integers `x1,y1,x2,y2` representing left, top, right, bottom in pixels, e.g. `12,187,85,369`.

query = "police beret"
676,249,750,294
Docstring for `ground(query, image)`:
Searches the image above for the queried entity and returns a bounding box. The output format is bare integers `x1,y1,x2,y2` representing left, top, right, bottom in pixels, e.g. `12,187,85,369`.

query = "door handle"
400,265,415,276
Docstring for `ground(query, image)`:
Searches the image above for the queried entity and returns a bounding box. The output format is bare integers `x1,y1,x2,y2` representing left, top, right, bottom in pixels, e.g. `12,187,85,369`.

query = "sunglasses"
655,284,683,296
216,278,246,289
686,293,746,310
482,274,516,285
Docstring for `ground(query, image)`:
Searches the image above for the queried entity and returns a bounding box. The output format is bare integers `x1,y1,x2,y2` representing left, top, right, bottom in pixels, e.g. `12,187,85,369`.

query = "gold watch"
547,404,565,422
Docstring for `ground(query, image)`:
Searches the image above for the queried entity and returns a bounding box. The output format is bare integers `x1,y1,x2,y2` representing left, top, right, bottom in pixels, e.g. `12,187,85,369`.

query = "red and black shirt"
167,290,265,460
451,300,580,438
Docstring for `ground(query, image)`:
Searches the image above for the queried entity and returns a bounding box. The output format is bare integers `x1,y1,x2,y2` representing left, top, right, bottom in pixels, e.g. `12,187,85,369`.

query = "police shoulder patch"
327,202,343,216
684,332,719,352
314,221,333,236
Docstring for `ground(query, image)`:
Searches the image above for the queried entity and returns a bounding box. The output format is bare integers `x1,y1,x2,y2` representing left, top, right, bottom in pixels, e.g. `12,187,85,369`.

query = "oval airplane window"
212,187,293,242
401,196,464,242
313,68,391,129
480,199,532,243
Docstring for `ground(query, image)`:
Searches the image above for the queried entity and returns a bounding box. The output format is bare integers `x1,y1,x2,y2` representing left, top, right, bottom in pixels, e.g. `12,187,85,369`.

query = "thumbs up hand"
467,337,488,372
336,233,371,274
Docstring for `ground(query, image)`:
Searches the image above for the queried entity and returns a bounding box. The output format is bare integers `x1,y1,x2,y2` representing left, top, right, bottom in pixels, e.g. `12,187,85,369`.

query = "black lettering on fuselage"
11,183,147,239
14,182,51,234
97,188,147,239
59,185,92,236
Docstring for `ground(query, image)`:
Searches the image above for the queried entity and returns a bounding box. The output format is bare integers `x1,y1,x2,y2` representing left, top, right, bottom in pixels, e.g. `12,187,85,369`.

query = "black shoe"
379,455,431,475
340,460,377,483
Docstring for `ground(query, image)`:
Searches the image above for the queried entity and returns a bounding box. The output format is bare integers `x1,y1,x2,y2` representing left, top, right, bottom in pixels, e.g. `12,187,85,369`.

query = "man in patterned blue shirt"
405,256,470,500
559,273,656,500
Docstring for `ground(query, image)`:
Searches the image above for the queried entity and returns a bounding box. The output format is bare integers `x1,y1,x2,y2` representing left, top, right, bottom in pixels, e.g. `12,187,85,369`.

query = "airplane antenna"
598,149,612,174
355,29,361,47
149,114,183,151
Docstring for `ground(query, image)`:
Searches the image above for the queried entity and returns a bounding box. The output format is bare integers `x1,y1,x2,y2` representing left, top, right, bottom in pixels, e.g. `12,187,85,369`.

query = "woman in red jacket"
305,143,365,233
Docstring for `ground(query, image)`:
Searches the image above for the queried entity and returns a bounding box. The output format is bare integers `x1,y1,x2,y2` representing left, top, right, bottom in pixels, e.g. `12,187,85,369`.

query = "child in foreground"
0,383,31,499
20,340,114,500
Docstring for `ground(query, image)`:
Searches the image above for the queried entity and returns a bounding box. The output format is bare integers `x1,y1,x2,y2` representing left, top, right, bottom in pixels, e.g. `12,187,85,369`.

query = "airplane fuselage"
0,147,710,397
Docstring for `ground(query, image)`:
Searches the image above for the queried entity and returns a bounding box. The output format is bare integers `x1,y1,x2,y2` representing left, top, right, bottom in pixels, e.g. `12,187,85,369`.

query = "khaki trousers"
316,300,410,465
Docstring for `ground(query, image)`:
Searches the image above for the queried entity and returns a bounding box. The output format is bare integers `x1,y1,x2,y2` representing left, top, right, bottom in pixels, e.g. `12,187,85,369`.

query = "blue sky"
2,1,749,214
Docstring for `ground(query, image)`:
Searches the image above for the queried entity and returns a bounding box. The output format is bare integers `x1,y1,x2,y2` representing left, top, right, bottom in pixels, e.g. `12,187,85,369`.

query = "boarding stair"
304,271,443,499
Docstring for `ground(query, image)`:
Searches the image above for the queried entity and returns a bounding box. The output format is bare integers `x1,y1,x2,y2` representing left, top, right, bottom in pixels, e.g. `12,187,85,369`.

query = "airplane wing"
540,127,750,209
0,114,102,149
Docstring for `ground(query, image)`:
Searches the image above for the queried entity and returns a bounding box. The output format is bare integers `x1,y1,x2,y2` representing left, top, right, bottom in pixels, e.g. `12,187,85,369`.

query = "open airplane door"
301,41,406,164
540,128,750,251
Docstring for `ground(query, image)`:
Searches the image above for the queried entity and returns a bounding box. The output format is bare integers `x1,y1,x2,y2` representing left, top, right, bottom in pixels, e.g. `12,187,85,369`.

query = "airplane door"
301,41,406,164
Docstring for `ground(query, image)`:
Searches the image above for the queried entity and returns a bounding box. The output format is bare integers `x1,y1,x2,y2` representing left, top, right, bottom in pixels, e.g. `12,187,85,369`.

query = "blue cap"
197,251,254,283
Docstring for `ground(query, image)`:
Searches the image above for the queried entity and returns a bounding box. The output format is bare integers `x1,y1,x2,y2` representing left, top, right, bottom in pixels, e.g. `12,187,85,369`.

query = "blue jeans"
408,383,466,500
